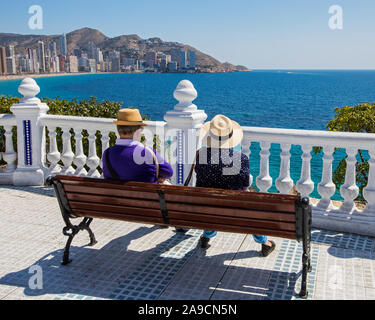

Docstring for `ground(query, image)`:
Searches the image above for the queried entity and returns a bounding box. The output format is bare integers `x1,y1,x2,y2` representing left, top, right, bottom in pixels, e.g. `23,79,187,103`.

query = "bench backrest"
52,175,307,241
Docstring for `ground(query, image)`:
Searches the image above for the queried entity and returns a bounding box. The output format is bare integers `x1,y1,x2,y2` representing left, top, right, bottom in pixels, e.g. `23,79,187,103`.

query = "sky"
0,0,375,69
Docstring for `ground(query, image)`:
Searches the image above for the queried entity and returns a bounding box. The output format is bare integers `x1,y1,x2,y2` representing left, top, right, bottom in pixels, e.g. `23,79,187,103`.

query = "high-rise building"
179,50,187,69
58,55,65,72
59,33,67,56
188,50,196,68
168,61,178,72
95,48,103,64
68,55,78,73
6,45,15,58
27,48,39,73
0,47,8,74
88,41,96,60
49,41,57,57
88,59,97,73
6,57,16,74
123,58,135,68
73,48,82,58
37,41,46,73
160,54,171,71
145,50,157,68
111,57,120,72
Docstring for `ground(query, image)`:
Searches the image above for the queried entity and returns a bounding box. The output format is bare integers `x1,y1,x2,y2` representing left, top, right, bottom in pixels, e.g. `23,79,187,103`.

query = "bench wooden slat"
168,219,297,240
69,201,295,232
57,175,299,202
73,210,165,225
66,191,295,223
63,182,296,213
66,193,161,209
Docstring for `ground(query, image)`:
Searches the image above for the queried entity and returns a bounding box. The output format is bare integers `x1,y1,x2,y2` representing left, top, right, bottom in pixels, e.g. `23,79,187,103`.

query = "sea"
1,70,375,199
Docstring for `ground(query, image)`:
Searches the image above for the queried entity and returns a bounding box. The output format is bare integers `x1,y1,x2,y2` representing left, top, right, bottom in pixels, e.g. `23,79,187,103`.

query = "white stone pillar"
164,80,207,185
256,141,273,193
10,78,49,186
340,147,359,213
296,144,314,198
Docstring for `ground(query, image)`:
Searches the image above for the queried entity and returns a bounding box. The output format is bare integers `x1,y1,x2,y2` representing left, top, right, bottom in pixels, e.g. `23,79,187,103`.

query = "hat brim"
114,120,147,126
199,119,243,148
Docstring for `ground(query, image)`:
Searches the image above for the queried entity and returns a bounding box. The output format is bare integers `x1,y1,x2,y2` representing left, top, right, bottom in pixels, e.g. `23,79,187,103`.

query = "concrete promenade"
0,185,374,300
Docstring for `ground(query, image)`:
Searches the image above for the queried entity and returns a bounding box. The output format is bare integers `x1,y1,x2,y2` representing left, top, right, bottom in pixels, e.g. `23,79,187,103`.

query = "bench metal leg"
61,217,97,265
299,199,312,299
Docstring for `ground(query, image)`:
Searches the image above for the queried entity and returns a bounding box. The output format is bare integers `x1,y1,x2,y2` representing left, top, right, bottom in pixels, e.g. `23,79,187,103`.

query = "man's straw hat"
114,108,147,126
199,115,243,148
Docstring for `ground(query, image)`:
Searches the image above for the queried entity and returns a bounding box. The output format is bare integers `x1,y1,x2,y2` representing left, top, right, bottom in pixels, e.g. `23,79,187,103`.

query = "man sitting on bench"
102,108,173,184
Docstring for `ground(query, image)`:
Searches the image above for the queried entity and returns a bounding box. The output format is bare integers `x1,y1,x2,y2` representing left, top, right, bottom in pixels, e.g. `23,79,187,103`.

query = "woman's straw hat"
199,115,243,148
114,108,147,126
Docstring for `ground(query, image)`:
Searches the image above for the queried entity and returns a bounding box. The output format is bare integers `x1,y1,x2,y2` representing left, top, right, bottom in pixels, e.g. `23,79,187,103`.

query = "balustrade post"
10,78,49,186
164,80,207,185
340,147,359,213
296,144,314,198
3,125,17,173
275,143,293,194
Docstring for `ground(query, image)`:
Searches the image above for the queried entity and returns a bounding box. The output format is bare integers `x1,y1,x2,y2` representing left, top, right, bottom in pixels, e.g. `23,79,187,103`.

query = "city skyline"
1,1,375,69
0,31,198,75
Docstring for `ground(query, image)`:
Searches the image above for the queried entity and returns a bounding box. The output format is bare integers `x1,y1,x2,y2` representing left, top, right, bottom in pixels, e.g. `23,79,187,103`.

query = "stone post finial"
173,80,198,111
18,78,41,104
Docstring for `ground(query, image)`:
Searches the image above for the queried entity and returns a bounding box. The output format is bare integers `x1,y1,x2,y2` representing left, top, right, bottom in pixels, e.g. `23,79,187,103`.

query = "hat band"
210,129,234,142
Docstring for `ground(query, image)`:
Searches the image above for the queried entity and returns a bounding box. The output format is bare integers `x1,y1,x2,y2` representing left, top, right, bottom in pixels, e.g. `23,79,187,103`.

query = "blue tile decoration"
23,120,32,166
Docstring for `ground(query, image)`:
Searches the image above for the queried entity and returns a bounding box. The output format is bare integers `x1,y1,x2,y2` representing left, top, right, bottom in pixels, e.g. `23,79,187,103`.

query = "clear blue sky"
1,0,375,69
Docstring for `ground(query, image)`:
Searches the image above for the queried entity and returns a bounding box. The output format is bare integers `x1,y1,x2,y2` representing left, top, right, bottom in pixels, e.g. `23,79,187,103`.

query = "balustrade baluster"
275,143,293,194
100,130,111,177
363,148,375,216
86,129,100,177
296,144,314,198
317,146,336,210
241,138,253,188
2,125,17,173
73,129,87,176
340,147,359,213
46,126,61,174
256,141,272,193
60,126,75,175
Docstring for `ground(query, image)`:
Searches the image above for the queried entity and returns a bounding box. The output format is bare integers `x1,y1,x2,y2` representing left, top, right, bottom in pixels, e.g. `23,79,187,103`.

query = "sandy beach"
0,72,119,81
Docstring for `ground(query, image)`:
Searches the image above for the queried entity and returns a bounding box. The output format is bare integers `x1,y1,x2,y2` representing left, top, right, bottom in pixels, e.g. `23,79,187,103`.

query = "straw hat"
199,115,243,148
114,108,147,126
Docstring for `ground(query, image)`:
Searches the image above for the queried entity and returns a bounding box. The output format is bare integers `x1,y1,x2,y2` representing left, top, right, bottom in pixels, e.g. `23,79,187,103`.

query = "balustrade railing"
1,77,375,237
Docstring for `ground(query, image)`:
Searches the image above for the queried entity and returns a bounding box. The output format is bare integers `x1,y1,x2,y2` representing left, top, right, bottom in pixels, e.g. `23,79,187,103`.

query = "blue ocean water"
1,70,374,199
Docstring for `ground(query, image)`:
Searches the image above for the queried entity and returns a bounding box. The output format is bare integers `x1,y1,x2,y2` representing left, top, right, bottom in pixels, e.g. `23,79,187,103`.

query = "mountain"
0,27,250,72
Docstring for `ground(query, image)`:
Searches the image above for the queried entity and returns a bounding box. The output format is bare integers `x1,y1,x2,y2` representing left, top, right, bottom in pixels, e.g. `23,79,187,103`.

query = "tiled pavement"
0,185,374,300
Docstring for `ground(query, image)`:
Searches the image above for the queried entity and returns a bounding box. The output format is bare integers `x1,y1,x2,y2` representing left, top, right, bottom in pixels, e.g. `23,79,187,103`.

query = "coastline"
0,69,253,82
0,72,117,82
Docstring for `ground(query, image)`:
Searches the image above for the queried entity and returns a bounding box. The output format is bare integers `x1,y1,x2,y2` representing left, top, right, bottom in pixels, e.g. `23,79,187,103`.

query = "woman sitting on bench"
195,115,276,257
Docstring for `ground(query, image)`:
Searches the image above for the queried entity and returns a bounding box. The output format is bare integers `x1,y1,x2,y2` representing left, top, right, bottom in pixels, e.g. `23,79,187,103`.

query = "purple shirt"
102,139,173,183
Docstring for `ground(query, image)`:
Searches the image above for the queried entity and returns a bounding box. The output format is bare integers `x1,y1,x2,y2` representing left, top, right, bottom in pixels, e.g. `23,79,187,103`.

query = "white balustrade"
275,143,293,194
256,141,272,192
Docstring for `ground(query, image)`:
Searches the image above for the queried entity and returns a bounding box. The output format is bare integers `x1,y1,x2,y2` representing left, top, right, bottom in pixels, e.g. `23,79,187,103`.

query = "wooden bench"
47,174,312,298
